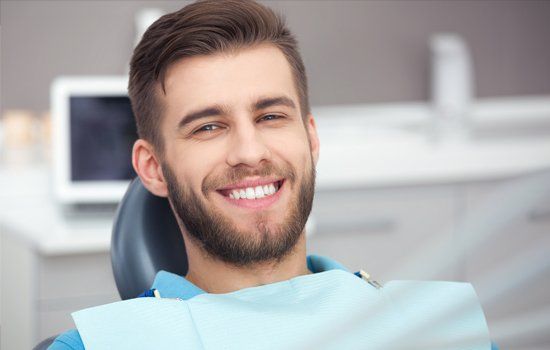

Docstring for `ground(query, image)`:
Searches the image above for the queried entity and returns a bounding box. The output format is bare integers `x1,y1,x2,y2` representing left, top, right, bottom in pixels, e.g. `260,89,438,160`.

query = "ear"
305,114,320,165
132,139,168,197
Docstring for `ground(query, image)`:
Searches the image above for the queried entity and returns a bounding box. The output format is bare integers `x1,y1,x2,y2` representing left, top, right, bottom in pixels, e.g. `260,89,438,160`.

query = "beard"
162,158,316,267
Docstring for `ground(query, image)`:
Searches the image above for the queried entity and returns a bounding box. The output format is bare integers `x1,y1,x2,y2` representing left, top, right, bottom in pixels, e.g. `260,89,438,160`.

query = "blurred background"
2,0,550,110
1,1,549,349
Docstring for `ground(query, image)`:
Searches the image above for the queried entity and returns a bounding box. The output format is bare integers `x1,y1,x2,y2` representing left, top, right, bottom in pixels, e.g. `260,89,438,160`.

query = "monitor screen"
53,76,144,203
69,96,137,182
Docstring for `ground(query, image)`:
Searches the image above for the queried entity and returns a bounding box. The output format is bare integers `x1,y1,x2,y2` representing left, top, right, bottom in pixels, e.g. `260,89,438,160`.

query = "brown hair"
128,0,309,152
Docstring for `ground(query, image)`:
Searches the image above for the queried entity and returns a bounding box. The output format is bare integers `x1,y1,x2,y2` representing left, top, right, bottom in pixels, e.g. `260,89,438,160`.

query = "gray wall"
2,0,550,114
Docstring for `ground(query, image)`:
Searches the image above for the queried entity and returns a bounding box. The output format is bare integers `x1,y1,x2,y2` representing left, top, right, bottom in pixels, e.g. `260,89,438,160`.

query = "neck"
184,234,310,294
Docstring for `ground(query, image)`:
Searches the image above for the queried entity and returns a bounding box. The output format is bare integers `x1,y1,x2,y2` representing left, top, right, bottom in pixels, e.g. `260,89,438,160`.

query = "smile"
218,180,283,200
230,182,280,200
215,178,285,210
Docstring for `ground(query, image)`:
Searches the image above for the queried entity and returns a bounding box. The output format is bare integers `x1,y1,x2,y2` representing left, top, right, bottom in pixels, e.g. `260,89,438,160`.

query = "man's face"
158,45,319,266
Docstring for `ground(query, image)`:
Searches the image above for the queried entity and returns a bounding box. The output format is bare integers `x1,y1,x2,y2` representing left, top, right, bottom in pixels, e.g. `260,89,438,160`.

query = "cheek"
169,143,226,191
270,131,312,165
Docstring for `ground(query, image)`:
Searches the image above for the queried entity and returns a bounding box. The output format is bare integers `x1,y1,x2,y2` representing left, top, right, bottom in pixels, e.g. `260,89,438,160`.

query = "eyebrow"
253,96,296,111
178,105,228,130
177,95,296,130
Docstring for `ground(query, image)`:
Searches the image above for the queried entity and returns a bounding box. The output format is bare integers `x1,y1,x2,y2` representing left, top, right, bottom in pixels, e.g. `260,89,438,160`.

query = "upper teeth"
229,182,279,200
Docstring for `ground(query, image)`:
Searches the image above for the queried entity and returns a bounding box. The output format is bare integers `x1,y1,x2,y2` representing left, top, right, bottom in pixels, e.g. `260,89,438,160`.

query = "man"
50,1,493,349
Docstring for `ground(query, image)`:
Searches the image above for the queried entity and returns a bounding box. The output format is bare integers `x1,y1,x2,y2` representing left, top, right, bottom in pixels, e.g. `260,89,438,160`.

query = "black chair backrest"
111,177,188,300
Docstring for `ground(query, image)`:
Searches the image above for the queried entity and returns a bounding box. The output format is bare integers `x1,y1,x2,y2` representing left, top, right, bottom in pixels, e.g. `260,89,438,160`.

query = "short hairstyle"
128,0,309,152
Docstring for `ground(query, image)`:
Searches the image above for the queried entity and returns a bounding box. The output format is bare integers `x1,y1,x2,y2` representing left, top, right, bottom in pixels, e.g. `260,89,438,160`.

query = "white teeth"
245,187,255,199
254,186,264,198
227,182,280,200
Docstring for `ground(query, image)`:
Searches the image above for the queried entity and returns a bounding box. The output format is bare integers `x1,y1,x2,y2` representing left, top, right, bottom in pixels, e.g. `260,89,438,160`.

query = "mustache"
202,162,296,195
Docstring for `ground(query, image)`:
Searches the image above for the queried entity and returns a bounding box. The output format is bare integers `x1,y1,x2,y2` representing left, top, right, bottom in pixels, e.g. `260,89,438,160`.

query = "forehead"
161,44,299,118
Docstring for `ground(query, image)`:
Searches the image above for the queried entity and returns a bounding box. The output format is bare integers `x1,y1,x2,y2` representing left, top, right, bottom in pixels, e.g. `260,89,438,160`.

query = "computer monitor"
51,76,138,204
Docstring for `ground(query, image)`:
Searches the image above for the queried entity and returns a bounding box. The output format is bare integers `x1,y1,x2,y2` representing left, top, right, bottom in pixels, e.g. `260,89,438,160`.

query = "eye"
259,114,283,122
193,124,221,134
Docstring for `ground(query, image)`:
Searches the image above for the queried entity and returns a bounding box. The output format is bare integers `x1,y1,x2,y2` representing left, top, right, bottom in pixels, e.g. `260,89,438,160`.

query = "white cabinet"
1,233,119,350
461,179,550,350
308,185,460,282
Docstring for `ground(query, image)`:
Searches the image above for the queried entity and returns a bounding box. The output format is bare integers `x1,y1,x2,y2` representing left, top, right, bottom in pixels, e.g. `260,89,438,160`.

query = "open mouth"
217,180,284,200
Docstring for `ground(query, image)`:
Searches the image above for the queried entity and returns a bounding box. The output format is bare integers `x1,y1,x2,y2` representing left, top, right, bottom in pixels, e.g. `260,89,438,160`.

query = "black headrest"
111,177,188,300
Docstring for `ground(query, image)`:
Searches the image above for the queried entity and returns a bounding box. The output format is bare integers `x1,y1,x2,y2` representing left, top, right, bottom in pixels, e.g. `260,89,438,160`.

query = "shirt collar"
151,255,348,300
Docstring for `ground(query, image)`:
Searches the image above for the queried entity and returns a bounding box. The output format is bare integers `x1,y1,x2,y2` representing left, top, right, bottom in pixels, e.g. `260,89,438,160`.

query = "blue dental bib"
72,269,490,349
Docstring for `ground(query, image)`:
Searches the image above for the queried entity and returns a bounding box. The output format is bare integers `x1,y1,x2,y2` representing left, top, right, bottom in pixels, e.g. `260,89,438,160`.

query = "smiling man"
150,44,318,293
49,1,493,349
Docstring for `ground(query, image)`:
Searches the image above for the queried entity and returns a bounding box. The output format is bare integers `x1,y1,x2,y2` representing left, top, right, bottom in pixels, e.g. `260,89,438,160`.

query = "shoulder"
47,329,84,350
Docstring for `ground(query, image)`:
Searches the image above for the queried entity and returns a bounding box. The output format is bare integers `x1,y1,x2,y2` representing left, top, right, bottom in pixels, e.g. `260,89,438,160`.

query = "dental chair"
110,177,187,300
35,178,499,350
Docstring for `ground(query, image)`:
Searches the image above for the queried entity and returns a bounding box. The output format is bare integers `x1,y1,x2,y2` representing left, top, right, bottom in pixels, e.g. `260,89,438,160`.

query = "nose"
226,123,272,168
